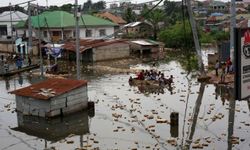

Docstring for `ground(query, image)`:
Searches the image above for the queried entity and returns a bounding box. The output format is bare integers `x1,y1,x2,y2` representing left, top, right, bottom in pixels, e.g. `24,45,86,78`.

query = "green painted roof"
15,20,26,28
32,11,75,28
17,11,117,28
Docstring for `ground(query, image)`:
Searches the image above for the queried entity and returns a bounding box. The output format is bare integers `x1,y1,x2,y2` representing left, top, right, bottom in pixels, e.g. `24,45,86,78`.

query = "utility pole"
37,4,43,77
28,1,33,56
75,0,80,80
230,0,236,64
186,0,205,76
9,3,14,53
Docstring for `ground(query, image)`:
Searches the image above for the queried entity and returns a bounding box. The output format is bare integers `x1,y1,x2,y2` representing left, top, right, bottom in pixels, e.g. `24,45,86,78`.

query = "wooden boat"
129,78,173,94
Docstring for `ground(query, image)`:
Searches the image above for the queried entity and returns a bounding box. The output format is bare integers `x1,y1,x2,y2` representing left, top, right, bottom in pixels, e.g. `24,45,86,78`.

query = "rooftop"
16,11,117,28
96,12,127,25
0,11,28,22
10,78,87,100
63,39,128,53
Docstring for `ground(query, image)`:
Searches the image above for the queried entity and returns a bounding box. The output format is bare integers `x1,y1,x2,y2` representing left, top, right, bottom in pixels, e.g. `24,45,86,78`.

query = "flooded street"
0,54,250,150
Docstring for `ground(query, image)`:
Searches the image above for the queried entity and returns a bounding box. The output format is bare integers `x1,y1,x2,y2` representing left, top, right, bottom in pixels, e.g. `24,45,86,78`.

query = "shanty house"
123,21,153,38
15,11,117,43
10,78,88,117
129,39,164,55
63,39,130,62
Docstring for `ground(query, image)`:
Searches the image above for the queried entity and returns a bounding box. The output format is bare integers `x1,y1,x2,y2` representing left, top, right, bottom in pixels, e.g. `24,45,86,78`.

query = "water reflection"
4,77,10,90
184,83,206,149
12,111,90,144
215,85,234,105
17,74,23,86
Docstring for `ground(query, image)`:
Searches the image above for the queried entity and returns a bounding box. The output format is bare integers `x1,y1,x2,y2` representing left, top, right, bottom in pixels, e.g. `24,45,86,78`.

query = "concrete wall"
49,86,88,117
0,42,13,53
92,42,130,61
15,86,88,117
79,26,115,39
0,42,38,55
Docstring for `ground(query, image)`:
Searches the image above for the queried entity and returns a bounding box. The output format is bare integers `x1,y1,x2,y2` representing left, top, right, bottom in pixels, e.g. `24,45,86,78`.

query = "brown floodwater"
0,55,249,150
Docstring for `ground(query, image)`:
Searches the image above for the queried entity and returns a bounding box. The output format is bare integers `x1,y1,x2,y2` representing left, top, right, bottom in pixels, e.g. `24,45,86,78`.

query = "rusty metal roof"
63,39,128,53
10,78,87,100
96,12,127,25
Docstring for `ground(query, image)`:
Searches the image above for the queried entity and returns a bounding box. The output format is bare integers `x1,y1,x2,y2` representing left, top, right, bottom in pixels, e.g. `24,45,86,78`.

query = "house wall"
16,95,51,117
15,86,88,117
79,26,115,39
0,42,13,53
92,43,130,61
0,21,20,37
49,86,88,117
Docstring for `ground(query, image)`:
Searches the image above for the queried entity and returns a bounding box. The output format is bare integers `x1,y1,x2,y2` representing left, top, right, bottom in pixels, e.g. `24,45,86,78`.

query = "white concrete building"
0,11,28,38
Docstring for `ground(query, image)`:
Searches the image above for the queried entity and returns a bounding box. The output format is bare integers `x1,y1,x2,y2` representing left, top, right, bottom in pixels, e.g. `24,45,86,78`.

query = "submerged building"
10,78,88,117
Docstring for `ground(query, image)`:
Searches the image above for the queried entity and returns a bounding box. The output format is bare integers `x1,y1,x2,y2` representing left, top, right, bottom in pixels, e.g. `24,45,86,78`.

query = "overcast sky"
0,0,241,7
1,0,168,7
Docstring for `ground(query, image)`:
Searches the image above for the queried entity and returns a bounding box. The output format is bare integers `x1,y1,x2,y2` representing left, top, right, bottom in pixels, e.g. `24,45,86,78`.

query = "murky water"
0,54,250,150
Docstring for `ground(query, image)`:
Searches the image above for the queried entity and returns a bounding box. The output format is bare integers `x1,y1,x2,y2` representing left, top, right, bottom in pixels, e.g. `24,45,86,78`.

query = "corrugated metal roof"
63,39,128,53
96,12,127,25
130,40,158,46
124,21,142,28
10,78,87,100
16,11,117,28
0,11,28,22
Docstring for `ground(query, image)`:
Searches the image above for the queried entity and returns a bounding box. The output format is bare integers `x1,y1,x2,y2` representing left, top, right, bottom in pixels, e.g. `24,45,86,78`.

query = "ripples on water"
0,58,249,150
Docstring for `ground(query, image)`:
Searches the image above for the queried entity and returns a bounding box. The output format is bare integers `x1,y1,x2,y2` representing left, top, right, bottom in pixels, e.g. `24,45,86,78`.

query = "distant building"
10,78,88,117
96,12,127,27
0,11,28,38
209,1,227,12
123,21,153,39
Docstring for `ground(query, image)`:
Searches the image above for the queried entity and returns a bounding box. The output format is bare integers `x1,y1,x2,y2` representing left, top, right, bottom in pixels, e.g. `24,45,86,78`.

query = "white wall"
0,21,20,37
79,26,115,39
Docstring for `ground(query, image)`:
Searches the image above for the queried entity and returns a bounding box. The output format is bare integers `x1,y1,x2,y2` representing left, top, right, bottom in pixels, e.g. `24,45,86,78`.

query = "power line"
0,0,36,8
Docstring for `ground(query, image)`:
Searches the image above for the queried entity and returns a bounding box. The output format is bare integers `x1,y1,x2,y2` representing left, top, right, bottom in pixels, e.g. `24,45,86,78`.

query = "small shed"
129,39,164,55
10,78,88,117
63,39,130,62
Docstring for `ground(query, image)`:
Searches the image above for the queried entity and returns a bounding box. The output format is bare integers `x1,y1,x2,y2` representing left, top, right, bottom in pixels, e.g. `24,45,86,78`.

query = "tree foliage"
159,20,194,50
123,7,137,23
163,0,187,26
141,5,165,40
82,0,106,14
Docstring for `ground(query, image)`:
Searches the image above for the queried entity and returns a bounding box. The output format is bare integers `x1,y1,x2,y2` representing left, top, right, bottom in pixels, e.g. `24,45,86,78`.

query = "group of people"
214,57,233,83
131,69,174,87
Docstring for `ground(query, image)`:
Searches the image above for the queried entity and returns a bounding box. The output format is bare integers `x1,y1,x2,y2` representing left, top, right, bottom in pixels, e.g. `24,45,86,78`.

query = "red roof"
96,12,127,25
63,39,128,53
10,78,87,100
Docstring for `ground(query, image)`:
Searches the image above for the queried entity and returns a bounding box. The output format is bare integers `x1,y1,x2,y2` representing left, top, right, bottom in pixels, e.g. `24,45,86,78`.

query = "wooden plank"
0,64,39,77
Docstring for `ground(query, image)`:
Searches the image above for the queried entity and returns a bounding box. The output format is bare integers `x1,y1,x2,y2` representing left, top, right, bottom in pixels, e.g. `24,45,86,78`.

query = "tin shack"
10,78,88,117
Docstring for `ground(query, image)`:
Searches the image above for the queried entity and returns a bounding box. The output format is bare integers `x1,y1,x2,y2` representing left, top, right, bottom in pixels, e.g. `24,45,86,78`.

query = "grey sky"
1,0,164,7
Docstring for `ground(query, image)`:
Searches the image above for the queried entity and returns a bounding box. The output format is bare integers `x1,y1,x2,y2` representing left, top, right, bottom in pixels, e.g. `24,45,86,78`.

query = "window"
99,29,106,36
86,30,92,37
